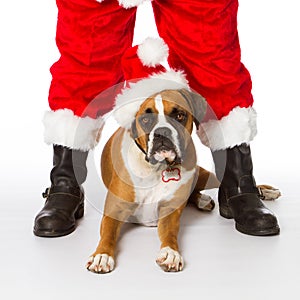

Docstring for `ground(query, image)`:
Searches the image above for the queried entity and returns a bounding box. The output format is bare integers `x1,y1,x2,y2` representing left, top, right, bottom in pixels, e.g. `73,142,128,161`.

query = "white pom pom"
137,37,169,67
118,0,147,9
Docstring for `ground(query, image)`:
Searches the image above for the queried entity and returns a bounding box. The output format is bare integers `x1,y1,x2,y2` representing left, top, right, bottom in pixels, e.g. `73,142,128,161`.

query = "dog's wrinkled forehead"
136,89,195,122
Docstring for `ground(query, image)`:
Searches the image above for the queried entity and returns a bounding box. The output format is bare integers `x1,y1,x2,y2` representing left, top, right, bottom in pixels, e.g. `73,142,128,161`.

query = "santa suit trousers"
44,0,257,151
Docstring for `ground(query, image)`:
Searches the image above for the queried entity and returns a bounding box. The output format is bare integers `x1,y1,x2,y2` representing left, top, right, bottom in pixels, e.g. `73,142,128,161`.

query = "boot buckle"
42,187,50,199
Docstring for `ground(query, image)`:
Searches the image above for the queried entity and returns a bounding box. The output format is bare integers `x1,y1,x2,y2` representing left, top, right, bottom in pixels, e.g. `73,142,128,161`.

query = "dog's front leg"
156,203,186,272
86,215,123,274
86,191,136,274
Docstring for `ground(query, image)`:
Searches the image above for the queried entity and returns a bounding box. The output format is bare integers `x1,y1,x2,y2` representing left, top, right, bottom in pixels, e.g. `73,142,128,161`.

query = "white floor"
1,131,299,300
1,1,300,300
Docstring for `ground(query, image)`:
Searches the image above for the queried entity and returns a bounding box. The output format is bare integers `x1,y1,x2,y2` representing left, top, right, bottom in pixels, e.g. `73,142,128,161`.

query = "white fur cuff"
43,109,103,151
96,0,148,8
118,0,148,9
197,106,257,151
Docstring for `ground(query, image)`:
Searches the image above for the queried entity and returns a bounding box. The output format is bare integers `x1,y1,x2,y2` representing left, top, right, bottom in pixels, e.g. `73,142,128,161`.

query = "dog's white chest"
132,175,181,226
121,132,195,226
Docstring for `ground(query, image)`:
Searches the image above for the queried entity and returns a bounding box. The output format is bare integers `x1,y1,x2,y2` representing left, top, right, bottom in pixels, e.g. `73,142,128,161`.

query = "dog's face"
131,89,206,165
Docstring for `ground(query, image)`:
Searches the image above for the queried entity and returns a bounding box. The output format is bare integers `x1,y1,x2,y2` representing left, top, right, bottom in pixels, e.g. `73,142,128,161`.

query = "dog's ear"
178,89,207,127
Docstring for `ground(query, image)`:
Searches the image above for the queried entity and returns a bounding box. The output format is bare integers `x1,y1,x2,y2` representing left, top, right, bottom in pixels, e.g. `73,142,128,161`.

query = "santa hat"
113,37,190,128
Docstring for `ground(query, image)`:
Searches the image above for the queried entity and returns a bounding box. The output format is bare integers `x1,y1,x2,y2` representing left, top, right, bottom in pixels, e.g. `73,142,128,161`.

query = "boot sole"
236,223,280,236
33,226,76,238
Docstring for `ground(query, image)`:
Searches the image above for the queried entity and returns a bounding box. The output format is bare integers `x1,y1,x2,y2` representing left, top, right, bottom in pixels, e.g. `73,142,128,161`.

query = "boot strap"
42,186,83,200
224,186,260,199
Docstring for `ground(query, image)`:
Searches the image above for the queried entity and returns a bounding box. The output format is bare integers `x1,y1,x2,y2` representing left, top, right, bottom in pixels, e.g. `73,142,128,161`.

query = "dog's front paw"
86,253,115,274
156,247,183,272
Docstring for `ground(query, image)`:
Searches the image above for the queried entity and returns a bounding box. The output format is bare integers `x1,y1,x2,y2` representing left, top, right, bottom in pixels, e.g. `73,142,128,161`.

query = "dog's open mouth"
153,148,177,163
148,133,182,165
149,144,181,165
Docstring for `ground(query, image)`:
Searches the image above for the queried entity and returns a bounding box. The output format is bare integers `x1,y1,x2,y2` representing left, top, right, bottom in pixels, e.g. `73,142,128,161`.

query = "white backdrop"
1,0,299,183
1,1,300,299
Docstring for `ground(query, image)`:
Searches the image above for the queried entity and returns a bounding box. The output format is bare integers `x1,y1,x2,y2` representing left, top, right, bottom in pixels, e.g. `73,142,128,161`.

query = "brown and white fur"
86,89,280,273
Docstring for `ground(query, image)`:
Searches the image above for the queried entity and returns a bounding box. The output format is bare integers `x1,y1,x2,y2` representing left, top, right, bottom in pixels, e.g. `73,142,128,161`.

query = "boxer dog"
86,89,280,273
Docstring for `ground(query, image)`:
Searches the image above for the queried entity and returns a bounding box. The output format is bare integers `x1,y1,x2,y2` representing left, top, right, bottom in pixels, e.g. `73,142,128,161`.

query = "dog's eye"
142,117,150,124
139,114,155,129
175,112,186,122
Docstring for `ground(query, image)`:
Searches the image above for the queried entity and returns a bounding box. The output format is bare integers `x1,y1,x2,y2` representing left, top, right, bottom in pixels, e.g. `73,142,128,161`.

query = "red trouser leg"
152,0,257,150
44,0,137,150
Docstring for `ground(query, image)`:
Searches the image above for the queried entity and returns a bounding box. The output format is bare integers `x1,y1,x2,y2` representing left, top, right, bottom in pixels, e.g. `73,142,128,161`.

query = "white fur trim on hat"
118,0,147,9
197,106,257,151
113,70,189,129
43,109,103,151
137,37,169,67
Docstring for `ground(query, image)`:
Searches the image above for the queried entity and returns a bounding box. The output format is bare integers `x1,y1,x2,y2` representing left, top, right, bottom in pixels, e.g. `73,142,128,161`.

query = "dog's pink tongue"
154,150,176,162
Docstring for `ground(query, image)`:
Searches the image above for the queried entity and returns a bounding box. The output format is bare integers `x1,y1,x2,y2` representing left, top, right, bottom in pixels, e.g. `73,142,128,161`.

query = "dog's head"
130,89,207,165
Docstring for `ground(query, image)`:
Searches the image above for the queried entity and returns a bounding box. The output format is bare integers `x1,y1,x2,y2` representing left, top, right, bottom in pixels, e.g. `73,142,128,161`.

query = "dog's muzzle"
148,127,181,165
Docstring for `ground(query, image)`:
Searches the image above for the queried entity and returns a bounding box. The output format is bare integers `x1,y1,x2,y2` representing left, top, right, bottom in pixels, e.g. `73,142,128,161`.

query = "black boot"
34,145,88,237
212,143,280,236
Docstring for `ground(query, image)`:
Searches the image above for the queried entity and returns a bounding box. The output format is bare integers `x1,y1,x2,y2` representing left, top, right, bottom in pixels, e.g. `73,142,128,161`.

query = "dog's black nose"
154,127,172,138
